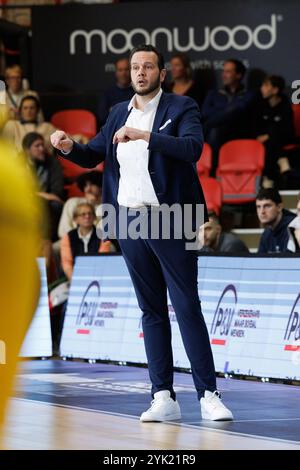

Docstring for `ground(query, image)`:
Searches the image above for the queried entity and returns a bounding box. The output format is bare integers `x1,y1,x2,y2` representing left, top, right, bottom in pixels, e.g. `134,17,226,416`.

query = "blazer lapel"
151,92,170,133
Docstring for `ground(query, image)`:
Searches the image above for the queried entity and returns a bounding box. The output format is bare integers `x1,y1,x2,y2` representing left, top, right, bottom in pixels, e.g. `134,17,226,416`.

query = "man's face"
6,71,22,93
20,100,38,122
222,61,241,87
28,139,45,161
115,59,131,87
130,51,165,96
199,219,221,248
256,199,282,225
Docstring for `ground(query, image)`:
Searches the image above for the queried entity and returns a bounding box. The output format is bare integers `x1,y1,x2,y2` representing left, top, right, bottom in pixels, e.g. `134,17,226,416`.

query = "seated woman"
60,202,110,280
2,95,56,153
58,171,103,239
253,75,294,187
167,53,204,107
22,131,64,241
4,64,44,122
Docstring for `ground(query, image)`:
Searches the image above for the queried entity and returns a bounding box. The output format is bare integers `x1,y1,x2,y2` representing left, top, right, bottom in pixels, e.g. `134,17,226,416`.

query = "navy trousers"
116,208,216,400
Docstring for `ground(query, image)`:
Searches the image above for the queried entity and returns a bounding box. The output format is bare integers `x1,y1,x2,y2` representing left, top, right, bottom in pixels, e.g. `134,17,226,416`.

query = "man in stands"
202,59,254,174
256,188,296,253
198,213,249,254
97,58,134,127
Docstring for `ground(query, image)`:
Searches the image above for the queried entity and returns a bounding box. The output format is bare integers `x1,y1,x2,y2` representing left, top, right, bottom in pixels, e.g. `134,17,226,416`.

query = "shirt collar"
77,228,93,241
128,88,163,111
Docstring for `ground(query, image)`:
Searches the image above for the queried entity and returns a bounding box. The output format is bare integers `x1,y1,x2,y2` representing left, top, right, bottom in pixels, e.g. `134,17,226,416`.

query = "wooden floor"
1,397,299,450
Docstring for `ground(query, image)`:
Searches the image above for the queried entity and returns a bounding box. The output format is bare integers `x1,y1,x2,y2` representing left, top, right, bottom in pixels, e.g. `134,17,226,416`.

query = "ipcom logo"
284,293,300,352
210,284,238,346
0,340,6,365
76,280,101,335
70,14,280,55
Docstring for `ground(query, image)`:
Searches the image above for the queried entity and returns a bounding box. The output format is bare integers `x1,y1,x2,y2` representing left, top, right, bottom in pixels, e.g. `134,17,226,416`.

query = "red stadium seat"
200,177,222,216
197,142,212,177
283,104,300,151
216,139,265,204
293,104,300,138
51,109,97,139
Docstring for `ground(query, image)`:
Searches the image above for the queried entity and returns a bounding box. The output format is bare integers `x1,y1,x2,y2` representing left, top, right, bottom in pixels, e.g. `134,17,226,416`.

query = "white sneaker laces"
206,391,224,409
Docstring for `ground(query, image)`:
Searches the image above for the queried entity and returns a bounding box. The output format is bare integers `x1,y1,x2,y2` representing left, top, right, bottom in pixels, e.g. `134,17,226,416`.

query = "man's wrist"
143,131,150,142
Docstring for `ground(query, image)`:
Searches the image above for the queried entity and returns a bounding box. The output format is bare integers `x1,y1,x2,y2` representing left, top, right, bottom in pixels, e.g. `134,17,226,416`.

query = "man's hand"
50,130,74,153
113,126,150,144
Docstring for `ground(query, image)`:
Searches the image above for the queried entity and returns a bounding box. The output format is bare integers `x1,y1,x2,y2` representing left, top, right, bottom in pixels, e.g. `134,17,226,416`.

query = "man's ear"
278,202,284,214
160,69,167,83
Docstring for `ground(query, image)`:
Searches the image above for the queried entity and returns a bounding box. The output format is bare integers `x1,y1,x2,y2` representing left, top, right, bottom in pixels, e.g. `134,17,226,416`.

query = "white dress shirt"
117,88,162,208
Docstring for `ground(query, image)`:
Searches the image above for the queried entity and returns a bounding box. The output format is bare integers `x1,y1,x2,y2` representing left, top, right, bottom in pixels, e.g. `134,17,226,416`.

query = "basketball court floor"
1,360,300,450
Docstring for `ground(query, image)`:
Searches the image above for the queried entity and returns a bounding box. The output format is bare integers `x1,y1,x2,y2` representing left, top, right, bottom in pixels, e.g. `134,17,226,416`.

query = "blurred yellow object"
0,104,8,131
0,139,41,430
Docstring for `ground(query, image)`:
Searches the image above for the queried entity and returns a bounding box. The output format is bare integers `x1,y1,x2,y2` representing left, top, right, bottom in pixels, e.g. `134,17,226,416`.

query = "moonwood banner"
60,255,300,380
32,1,299,93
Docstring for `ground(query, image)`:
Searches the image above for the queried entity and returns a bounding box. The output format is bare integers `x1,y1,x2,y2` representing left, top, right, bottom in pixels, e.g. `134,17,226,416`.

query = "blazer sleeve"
58,121,109,168
147,99,203,163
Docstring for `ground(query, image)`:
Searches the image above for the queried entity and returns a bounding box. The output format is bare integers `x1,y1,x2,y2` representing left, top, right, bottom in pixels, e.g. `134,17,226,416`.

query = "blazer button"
149,171,155,175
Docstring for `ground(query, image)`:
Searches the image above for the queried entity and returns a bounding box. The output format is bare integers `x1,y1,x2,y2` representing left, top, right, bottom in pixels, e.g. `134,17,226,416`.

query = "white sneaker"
140,390,181,422
200,391,233,421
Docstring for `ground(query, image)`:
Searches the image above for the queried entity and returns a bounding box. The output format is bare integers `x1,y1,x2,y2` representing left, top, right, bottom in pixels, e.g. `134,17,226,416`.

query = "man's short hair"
224,59,246,79
5,64,22,78
76,171,103,192
256,188,282,205
208,212,220,225
129,44,165,71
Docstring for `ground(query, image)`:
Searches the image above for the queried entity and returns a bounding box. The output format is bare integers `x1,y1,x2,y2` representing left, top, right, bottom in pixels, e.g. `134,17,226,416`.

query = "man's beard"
132,76,161,96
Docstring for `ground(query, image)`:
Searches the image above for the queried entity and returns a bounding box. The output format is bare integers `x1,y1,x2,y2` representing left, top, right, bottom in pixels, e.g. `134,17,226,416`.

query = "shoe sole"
140,413,181,422
201,410,234,421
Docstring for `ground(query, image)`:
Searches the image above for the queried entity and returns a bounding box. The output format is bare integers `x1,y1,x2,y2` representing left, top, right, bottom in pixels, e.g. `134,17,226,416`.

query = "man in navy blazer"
51,44,233,422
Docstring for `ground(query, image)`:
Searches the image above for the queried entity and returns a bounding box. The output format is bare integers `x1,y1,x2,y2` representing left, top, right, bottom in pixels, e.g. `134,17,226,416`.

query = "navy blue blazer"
60,92,208,228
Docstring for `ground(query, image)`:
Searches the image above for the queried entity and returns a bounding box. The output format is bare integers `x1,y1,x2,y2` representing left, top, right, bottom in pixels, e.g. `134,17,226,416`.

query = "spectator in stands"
2,95,56,153
58,171,103,239
97,58,134,127
256,188,296,253
60,202,110,279
287,192,300,252
22,132,64,241
252,75,294,188
167,53,204,107
198,213,249,254
4,64,44,122
202,59,254,174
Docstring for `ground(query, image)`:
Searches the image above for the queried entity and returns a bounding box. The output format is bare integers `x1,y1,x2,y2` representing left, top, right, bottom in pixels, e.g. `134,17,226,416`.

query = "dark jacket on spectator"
252,95,294,145
258,209,296,253
98,84,134,127
33,155,64,199
202,85,254,135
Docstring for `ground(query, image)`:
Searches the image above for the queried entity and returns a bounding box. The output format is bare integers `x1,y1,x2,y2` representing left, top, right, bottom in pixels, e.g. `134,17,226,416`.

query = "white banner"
20,258,52,357
60,255,300,380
